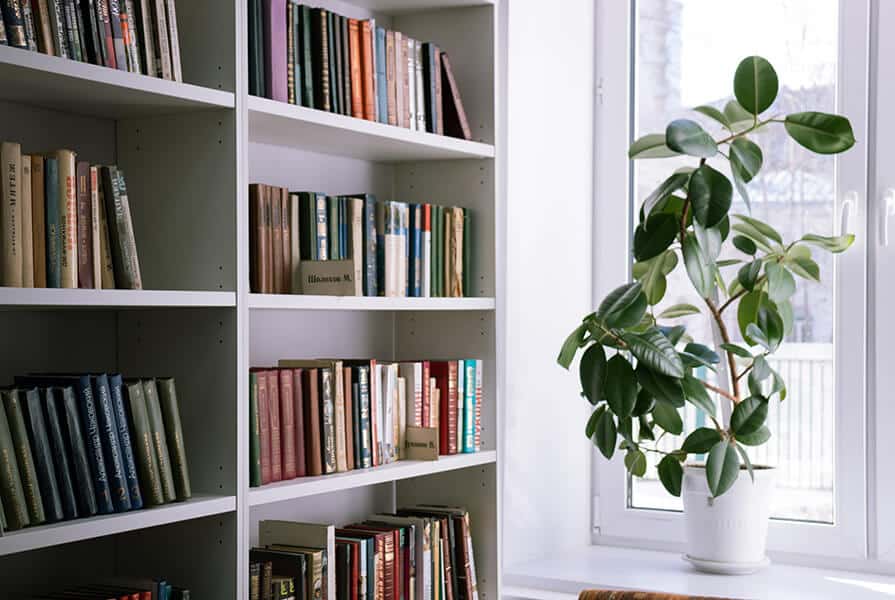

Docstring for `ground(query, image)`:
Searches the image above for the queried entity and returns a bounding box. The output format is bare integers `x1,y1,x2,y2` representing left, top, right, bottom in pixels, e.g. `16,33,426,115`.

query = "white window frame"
591,0,870,560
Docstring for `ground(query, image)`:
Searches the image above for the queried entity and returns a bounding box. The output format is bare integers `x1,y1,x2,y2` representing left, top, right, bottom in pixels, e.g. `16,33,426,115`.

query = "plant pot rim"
684,463,775,471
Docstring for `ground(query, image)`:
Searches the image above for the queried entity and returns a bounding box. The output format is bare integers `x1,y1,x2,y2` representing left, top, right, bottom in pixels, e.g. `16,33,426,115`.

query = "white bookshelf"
0,0,504,598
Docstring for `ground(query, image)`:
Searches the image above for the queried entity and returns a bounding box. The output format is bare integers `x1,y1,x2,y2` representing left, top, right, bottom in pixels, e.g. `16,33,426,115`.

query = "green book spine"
142,379,177,503
462,208,470,297
44,388,79,519
292,3,301,106
23,387,64,522
157,378,191,501
435,206,444,297
327,10,338,114
328,196,340,260
124,380,164,506
0,391,29,530
2,389,45,524
0,490,5,531
299,4,313,109
249,372,262,487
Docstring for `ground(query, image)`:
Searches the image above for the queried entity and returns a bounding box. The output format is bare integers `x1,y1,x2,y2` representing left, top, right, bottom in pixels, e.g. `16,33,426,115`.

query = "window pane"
630,0,838,522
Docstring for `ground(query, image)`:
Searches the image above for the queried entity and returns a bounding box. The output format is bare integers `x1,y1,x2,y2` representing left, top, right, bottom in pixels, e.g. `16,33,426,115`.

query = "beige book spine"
21,156,34,287
1,142,23,287
97,178,116,289
165,0,182,82
57,150,77,288
350,197,363,295
397,376,406,459
90,167,102,288
334,360,348,472
451,207,464,297
30,155,46,287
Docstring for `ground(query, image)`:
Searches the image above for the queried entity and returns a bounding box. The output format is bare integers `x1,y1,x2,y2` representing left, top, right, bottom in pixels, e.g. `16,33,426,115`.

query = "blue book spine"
45,157,61,288
315,193,328,260
362,195,378,297
463,360,476,452
92,374,132,512
376,26,388,124
73,375,114,514
43,388,79,519
108,374,143,509
411,204,422,297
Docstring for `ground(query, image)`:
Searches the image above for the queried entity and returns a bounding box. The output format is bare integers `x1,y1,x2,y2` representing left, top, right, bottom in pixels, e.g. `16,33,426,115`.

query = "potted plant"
558,56,855,574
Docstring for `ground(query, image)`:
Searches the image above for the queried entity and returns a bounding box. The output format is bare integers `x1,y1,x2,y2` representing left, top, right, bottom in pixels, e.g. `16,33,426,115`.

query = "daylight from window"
631,0,839,522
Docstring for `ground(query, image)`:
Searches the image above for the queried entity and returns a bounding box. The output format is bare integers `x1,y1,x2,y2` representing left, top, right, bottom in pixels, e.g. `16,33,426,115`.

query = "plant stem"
715,118,776,146
719,275,767,313
700,380,738,403
704,296,741,403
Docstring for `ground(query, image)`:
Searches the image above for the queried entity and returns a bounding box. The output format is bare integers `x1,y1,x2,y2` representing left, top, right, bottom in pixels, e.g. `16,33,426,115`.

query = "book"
20,0,36,50
152,0,171,78
44,155,60,287
249,371,262,487
414,40,426,132
254,369,272,484
474,360,482,452
89,164,101,287
409,204,421,297
76,160,94,288
136,0,155,75
347,196,363,296
268,368,282,482
310,7,330,111
405,36,416,131
124,379,164,505
462,361,475,453
422,205,431,297
292,369,306,478
30,154,47,287
422,43,439,134
250,184,270,293
55,149,77,288
22,387,64,521
20,155,33,287
92,373,131,511
440,53,472,140
0,391,29,530
157,377,190,500
101,165,142,289
96,168,116,288
386,30,397,126
393,31,405,128
375,26,387,124
1,141,22,287
262,0,287,102
2,388,45,524
163,0,180,80
2,0,27,48
107,0,126,68
279,369,297,480
143,378,176,502
298,3,312,108
302,367,322,476
248,0,262,95
343,367,355,472
43,388,79,519
360,19,374,121
286,1,294,104
340,14,350,117
271,189,283,293
33,0,55,55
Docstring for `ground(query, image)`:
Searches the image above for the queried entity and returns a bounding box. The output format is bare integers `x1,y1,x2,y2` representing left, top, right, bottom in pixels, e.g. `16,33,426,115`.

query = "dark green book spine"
108,373,143,509
45,157,62,288
101,166,141,289
143,379,177,502
327,195,340,260
157,377,191,500
340,14,350,117
24,388,65,522
0,392,29,530
92,374,131,512
462,208,470,297
249,371,262,487
422,43,438,133
2,389,45,524
310,7,330,111
124,380,164,506
299,4,313,109
55,386,97,517
291,2,301,106
327,9,338,114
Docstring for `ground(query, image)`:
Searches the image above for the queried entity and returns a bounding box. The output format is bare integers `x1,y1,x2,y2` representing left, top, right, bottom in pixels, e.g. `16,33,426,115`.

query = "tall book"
43,388,79,519
298,3,313,108
143,378,176,502
262,0,287,102
48,0,69,59
124,379,164,505
2,389,45,524
405,37,416,130
422,43,440,134
1,142,22,287
340,14,350,117
101,166,142,289
157,377,190,499
20,0,37,50
301,367,322,476
422,204,431,297
2,0,27,48
348,18,362,118
0,391,29,530
106,373,142,509
21,155,33,287
253,369,272,484
55,149,78,288
249,371,262,487
474,359,482,452
22,387,64,522
30,154,47,287
247,0,262,95
386,30,397,126
440,53,472,140
394,31,406,128
430,362,457,455
107,0,126,68
399,363,423,429
33,0,55,55
152,0,171,79
462,361,475,453
96,169,116,288
136,0,155,74
76,161,94,288
348,196,363,296
267,369,282,482
449,207,464,297
286,1,294,104
410,204,421,297
375,26,387,124
289,192,300,292
356,365,372,468
291,369,306,477
91,374,131,511
163,0,180,80
89,165,101,287
249,184,269,293
279,369,297,480
333,361,347,472
271,188,283,293
343,367,355,471
310,7,330,111
414,40,426,132
360,20,375,121
456,361,465,457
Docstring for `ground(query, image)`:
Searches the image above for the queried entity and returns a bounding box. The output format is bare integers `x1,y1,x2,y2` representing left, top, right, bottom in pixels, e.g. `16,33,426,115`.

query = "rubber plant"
558,56,856,498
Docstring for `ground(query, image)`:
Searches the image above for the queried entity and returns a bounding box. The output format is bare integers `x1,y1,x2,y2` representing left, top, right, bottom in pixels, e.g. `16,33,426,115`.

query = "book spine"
360,20,374,121
3,389,45,523
63,0,81,61
386,30,396,126
440,53,472,140
348,18,362,118
94,0,111,65
281,188,291,292
351,375,361,468
286,2,294,104
330,11,342,114
299,4,312,108
93,374,131,511
106,0,126,68
311,8,330,111
343,367,355,471
321,368,336,474
340,14,350,116
81,0,101,64
279,369,296,480
463,361,475,453
2,0,28,47
23,387,64,521
249,371,262,486
69,376,113,513
375,26,387,124
362,194,377,297
422,204,431,297
21,0,37,50
304,368,322,476
0,392,29,530
30,155,46,287
96,171,115,288
455,360,465,456
393,31,405,127
334,362,347,472
108,374,142,507
33,0,54,54
89,165,101,287
121,0,138,71
256,370,271,484
358,366,372,468
123,380,163,505
19,155,32,287
462,208,470,297
270,188,283,293
315,192,328,260
1,141,22,287
76,161,94,288
434,47,443,136
157,377,191,500
55,149,77,288
412,204,421,297
102,166,142,289
350,197,363,295
474,360,482,452
152,0,170,78
143,378,176,502
292,369,305,477
137,0,154,74
291,3,301,105
422,43,436,133
451,207,463,297
163,0,180,80
406,37,416,131
414,41,426,132
267,369,282,481
369,360,379,466
48,0,68,58
326,195,339,260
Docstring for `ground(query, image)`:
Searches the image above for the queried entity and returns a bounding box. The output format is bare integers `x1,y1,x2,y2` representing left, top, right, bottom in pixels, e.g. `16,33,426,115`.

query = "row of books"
249,358,483,487
24,577,190,600
250,184,472,297
250,509,479,600
0,141,142,289
248,1,472,140
0,0,184,81
0,375,191,533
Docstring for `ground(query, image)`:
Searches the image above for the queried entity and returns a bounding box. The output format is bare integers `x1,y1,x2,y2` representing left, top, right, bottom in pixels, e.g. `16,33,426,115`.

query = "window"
592,0,868,557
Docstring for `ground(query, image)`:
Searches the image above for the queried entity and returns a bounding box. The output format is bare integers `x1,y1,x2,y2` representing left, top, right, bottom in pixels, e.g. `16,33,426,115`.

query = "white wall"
503,0,596,568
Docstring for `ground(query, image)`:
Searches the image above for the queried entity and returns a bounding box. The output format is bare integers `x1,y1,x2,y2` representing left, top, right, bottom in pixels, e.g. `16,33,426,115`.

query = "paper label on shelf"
405,426,440,460
299,260,357,295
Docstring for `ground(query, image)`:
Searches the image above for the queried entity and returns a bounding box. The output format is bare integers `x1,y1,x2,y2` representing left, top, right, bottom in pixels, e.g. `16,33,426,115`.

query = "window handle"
881,188,895,247
839,191,858,237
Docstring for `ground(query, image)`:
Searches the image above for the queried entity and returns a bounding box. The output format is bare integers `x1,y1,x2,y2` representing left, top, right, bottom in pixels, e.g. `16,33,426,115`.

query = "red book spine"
279,368,297,480
98,0,117,69
447,361,458,454
431,362,449,455
369,359,379,467
350,542,359,600
76,161,93,289
421,360,431,427
267,369,282,481
360,20,375,121
348,19,363,118
293,369,306,477
257,370,272,484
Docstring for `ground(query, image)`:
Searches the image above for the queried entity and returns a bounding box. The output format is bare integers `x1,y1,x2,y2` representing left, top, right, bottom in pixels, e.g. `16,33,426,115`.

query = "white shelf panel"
0,288,237,309
248,293,495,311
0,494,236,557
0,46,235,119
350,0,493,12
248,96,494,161
248,450,497,506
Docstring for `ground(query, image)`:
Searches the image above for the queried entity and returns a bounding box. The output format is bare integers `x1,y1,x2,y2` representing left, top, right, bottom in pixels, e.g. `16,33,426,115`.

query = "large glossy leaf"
681,427,723,454
633,389,656,416
658,303,701,319
579,343,607,405
652,399,683,435
682,375,716,416
731,395,769,436
634,250,678,306
585,404,606,439
737,260,762,292
693,105,731,129
638,414,656,440
688,164,733,228
756,303,784,351
605,354,638,417
706,440,741,497
660,325,686,346
557,323,587,369
597,282,647,329
642,172,691,220
734,214,783,244
729,138,763,182
724,100,755,131
800,233,856,253
736,443,755,483
594,409,617,459
737,290,765,344
658,454,684,496
765,262,795,303
629,133,682,159
624,328,686,378
785,112,856,154
633,213,679,262
733,56,779,114
721,342,753,358
736,425,771,446
665,119,718,158
785,245,821,281
777,299,794,337
682,342,720,367
694,221,724,261
636,363,684,407
731,165,752,211
625,448,648,477
682,234,713,297
732,235,757,255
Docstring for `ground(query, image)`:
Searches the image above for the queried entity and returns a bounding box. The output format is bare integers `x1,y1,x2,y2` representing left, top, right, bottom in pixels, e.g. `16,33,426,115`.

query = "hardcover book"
124,379,164,505
2,388,45,524
157,377,190,500
0,392,29,530
143,378,176,502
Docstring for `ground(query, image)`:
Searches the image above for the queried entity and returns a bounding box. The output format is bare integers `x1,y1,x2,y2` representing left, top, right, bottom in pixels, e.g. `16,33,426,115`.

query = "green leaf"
766,262,795,303
585,404,606,439
800,233,856,254
693,105,731,129
756,303,784,351
716,259,743,268
660,325,686,346
737,290,765,344
706,440,741,497
597,282,648,329
633,389,656,416
723,99,755,131
557,323,587,369
734,214,783,244
785,112,856,154
745,324,772,350
769,368,787,401
732,235,757,255
652,399,683,435
605,354,638,417
642,172,691,219
731,395,769,436
737,260,762,292
786,254,821,282
638,414,656,441
665,119,718,158
579,343,607,405
635,250,678,306
750,355,771,381
682,375,716,416
625,448,648,477
658,303,701,319
731,164,752,211
629,133,682,159
636,363,684,407
736,425,771,446
594,409,617,459
733,56,779,115
688,164,733,228
729,138,763,182
618,415,634,443
657,455,683,497
623,328,686,378
681,427,723,454
721,342,752,358
735,443,755,483
694,221,724,261
682,342,720,367
682,234,713,297
633,213,679,261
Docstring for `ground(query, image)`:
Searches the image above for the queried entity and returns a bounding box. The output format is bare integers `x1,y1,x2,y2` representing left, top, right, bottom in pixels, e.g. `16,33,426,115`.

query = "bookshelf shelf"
248,293,495,311
247,96,495,161
0,288,237,309
349,0,494,13
0,45,235,119
248,451,497,506
0,494,236,557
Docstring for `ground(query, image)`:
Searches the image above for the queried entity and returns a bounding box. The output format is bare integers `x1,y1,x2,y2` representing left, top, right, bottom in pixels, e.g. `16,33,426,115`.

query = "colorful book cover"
375,26,387,124
463,360,476,453
45,156,61,288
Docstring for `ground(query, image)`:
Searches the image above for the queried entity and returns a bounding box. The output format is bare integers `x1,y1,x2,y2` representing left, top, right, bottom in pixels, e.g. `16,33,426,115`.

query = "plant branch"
700,380,738,403
704,296,741,402
736,364,754,381
719,275,766,313
715,117,777,145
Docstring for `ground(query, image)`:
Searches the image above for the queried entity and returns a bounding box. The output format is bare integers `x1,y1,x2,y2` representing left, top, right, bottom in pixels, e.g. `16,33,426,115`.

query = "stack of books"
0,375,191,533
248,1,472,140
250,185,471,298
249,358,483,487
26,577,191,599
1,141,142,290
0,0,184,81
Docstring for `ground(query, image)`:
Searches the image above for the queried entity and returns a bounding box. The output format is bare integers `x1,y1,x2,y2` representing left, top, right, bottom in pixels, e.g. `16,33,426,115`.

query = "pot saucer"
682,554,771,575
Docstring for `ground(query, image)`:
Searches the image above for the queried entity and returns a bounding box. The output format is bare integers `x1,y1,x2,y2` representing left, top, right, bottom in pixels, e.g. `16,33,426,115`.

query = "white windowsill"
504,546,895,600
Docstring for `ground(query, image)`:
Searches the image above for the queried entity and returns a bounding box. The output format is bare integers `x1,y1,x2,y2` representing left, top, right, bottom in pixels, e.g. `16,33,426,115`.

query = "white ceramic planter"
681,464,776,575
